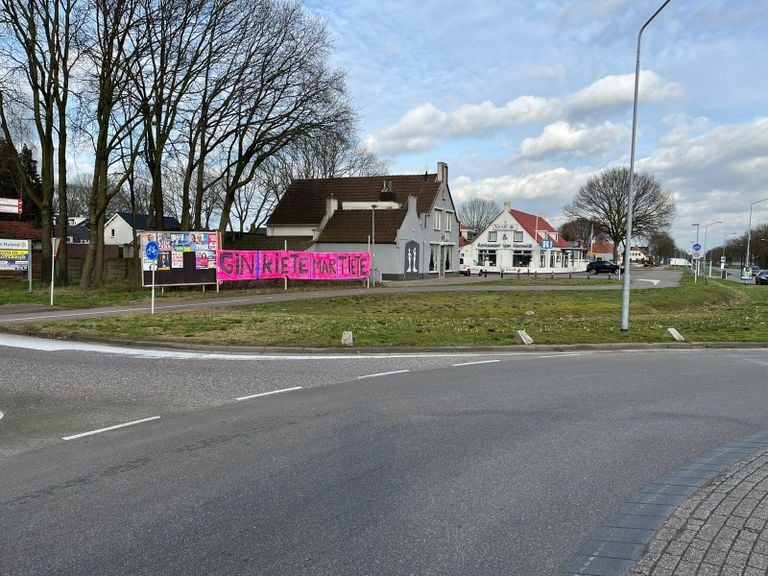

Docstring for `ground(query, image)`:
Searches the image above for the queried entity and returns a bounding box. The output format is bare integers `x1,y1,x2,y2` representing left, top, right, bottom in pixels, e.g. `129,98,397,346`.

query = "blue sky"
304,0,768,251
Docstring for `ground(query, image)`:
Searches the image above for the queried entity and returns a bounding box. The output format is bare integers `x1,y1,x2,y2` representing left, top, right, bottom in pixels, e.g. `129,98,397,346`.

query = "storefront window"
478,249,497,267
513,252,531,267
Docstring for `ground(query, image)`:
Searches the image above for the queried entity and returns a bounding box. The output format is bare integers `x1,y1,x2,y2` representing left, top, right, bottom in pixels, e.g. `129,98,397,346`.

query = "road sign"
541,240,553,249
145,241,160,261
692,243,701,252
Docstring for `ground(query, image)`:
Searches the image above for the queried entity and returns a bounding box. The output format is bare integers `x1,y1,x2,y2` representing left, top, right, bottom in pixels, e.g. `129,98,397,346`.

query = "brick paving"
561,432,768,576
629,445,768,576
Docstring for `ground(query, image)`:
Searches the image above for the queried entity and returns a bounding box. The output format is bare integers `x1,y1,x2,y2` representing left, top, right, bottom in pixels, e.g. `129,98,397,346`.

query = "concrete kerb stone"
559,431,768,576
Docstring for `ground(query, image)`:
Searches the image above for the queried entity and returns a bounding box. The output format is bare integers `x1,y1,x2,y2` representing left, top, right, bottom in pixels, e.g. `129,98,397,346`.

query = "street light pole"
745,198,768,277
702,220,721,280
371,205,377,286
621,0,674,332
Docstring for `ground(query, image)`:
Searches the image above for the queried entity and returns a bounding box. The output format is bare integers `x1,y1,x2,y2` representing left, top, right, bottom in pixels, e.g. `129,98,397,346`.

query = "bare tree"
458,198,500,236
0,0,82,282
564,167,675,261
646,230,676,263
214,0,351,233
76,0,146,287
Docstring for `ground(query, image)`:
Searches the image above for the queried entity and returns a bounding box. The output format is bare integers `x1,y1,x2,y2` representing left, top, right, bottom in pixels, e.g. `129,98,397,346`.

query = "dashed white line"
357,369,410,380
62,416,161,441
538,353,582,358
453,360,501,367
0,410,4,421
236,386,303,401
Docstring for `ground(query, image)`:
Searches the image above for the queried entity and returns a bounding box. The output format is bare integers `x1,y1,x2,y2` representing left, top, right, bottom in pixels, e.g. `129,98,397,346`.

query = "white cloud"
518,121,629,159
451,168,591,206
566,71,684,112
365,71,682,157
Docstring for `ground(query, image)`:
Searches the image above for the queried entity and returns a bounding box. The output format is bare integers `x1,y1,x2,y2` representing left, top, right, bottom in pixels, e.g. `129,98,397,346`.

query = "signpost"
50,238,61,306
145,240,159,314
0,198,22,214
692,242,702,282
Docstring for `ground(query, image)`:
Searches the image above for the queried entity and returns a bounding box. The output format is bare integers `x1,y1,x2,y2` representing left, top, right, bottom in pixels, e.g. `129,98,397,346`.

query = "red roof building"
461,202,587,273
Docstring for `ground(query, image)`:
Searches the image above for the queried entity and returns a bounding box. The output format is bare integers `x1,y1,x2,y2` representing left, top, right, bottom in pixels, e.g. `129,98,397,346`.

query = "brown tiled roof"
222,232,314,251
0,220,42,240
316,206,408,244
268,173,442,226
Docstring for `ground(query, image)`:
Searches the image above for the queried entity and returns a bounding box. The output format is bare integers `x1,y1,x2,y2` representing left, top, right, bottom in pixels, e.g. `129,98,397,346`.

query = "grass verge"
5,274,767,348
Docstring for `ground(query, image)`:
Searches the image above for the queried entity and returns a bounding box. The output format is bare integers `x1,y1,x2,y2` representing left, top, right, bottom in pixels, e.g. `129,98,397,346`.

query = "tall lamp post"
745,197,768,276
702,220,721,279
621,0,674,332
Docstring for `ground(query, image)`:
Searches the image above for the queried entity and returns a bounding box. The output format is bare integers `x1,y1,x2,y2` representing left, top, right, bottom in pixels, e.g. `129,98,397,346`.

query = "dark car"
756,269,768,285
586,260,623,274
752,265,762,276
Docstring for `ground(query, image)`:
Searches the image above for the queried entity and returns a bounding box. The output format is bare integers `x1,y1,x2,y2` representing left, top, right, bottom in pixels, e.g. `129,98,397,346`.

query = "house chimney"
436,162,448,183
379,179,395,202
504,201,511,212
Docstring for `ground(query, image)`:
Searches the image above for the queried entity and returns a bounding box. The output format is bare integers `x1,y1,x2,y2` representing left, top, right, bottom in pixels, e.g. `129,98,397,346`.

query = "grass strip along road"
1,272,766,348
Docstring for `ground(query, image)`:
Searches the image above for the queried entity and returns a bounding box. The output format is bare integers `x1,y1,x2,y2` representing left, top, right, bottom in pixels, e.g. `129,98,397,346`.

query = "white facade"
104,214,136,245
463,203,586,273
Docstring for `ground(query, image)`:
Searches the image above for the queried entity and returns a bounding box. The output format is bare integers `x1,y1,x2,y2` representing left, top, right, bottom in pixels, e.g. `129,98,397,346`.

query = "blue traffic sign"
541,240,553,249
692,243,701,251
145,241,160,260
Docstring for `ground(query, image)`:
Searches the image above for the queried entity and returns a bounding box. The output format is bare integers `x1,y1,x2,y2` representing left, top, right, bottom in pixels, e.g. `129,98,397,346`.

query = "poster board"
140,231,220,287
0,239,30,271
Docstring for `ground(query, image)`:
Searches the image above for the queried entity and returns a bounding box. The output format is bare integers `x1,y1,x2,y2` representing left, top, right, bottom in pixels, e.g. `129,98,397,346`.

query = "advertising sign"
140,231,220,287
0,239,30,271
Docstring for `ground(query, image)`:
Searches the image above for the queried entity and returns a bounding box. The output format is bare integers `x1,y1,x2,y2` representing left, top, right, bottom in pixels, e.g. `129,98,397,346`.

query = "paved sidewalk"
561,432,768,576
629,444,768,576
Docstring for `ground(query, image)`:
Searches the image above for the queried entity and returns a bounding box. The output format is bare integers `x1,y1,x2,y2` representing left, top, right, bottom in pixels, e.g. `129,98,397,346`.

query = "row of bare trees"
0,0,381,287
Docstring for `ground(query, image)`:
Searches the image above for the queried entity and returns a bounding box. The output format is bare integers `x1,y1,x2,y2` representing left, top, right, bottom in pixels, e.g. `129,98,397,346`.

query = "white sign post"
50,238,61,306
145,241,160,314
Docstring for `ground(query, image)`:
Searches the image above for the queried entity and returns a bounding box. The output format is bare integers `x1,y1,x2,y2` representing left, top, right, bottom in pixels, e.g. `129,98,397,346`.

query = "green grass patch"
7,274,767,347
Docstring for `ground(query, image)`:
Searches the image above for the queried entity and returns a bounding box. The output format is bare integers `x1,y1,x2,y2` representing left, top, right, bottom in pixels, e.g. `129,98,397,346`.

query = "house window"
514,230,524,242
446,212,453,232
433,209,442,231
478,249,497,268
444,247,452,271
429,244,440,272
488,231,497,242
111,228,115,237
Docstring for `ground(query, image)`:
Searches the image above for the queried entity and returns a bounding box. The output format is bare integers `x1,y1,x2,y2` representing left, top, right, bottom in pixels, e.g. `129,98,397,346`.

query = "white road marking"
236,387,303,401
538,353,582,358
62,416,161,441
453,360,500,367
637,279,661,286
0,410,4,421
357,369,410,379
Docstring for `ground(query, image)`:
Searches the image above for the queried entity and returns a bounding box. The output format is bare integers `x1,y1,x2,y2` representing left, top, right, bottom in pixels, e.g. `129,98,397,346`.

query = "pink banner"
217,250,370,281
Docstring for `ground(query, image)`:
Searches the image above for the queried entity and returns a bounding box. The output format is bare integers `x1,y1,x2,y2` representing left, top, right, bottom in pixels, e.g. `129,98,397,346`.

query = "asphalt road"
2,340,768,575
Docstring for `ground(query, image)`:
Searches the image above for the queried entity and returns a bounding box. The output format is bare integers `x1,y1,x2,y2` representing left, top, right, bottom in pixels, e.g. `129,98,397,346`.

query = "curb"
559,431,768,576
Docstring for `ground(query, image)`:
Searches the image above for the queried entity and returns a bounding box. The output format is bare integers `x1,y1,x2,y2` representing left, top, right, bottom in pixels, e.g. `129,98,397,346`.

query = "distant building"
266,162,460,280
104,212,182,246
461,202,584,272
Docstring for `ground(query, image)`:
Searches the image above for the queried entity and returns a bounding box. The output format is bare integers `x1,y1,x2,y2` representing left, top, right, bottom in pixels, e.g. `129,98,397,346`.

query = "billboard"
217,250,370,282
0,239,30,271
140,231,220,287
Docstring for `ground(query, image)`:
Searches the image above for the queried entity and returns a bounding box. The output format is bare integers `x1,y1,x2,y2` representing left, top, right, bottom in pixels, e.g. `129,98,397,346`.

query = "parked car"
586,260,623,274
751,265,762,276
755,269,768,285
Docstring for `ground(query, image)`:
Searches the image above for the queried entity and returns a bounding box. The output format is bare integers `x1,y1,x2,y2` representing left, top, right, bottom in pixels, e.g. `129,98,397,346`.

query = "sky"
304,0,768,251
